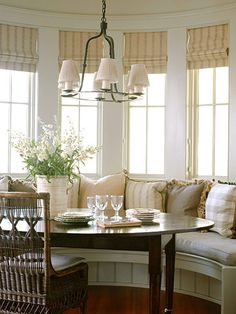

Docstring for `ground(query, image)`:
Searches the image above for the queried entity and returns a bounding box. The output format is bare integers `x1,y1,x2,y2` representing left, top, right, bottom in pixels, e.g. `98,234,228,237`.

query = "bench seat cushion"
176,231,236,266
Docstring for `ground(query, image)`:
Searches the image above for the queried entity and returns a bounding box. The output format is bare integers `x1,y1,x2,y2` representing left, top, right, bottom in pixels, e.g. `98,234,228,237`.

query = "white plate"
126,208,160,224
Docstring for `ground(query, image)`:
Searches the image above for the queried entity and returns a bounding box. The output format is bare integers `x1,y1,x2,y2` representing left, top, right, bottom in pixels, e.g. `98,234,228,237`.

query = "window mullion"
145,93,148,174
212,69,216,177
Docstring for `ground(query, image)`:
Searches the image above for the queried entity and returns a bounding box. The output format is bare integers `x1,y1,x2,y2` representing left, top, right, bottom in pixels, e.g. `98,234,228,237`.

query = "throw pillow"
0,176,10,191
205,183,236,237
77,173,126,217
125,178,167,211
9,179,36,192
166,180,205,217
165,179,213,218
67,179,80,208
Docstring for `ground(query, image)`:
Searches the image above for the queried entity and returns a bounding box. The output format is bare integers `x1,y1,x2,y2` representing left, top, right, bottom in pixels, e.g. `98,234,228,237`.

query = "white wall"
1,4,236,179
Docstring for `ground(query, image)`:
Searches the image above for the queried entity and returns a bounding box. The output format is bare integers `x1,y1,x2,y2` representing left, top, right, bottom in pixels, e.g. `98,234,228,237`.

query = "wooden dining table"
50,213,214,314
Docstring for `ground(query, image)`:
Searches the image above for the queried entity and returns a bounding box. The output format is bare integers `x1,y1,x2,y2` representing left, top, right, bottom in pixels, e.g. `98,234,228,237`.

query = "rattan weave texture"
0,192,88,314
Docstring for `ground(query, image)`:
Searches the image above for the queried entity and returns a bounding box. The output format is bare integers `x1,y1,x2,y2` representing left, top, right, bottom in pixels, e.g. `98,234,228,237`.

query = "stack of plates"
55,210,93,225
126,208,160,224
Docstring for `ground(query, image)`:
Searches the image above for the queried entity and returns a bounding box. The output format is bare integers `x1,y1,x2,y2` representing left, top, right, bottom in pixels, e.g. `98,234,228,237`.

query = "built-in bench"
3,173,236,314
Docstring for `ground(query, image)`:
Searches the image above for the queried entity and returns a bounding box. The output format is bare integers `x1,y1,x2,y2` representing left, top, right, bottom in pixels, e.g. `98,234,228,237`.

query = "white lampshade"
58,60,80,91
127,64,149,94
92,72,103,99
96,58,119,90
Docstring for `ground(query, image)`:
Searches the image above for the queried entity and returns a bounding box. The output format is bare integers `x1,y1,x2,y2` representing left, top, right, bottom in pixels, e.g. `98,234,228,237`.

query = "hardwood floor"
65,286,221,314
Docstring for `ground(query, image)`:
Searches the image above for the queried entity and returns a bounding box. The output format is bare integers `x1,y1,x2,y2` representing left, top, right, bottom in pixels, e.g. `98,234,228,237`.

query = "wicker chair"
0,192,88,314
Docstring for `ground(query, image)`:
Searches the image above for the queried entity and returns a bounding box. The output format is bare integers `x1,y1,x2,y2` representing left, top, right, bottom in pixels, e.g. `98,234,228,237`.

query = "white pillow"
77,173,126,217
0,176,9,191
205,183,236,237
125,178,167,211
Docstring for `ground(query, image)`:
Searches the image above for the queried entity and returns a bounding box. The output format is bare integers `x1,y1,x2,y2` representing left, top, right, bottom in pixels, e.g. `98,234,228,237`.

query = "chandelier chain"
101,0,106,22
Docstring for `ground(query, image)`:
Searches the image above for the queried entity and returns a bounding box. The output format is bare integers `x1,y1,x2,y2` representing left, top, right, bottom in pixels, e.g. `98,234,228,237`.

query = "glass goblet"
95,195,109,221
87,196,97,222
111,195,123,221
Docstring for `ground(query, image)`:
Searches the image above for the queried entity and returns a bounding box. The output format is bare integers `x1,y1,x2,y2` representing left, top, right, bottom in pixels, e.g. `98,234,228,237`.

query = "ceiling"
0,0,235,16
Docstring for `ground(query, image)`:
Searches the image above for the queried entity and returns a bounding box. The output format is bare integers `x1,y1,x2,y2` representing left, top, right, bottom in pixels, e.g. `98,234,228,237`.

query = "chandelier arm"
79,31,103,92
103,34,115,59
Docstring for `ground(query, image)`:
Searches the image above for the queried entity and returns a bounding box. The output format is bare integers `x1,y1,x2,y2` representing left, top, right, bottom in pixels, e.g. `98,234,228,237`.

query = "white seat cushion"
51,253,85,271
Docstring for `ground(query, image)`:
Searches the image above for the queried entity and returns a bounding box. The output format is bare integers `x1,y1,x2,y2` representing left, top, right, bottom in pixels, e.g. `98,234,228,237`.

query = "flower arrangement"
11,119,98,183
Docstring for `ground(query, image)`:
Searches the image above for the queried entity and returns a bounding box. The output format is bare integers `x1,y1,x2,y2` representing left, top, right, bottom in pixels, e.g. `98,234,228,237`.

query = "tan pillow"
166,181,205,217
125,178,167,211
165,179,213,218
67,179,80,208
9,179,36,192
205,183,236,237
78,173,126,217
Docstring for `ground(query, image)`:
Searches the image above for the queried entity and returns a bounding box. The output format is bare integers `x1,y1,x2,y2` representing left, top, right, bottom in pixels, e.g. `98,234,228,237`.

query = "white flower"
11,119,99,182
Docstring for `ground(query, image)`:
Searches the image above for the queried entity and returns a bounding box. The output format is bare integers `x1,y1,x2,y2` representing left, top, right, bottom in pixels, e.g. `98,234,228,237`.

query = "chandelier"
58,0,149,103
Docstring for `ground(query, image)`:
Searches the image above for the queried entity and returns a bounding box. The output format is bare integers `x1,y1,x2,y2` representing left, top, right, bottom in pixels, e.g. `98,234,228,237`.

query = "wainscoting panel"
54,248,222,305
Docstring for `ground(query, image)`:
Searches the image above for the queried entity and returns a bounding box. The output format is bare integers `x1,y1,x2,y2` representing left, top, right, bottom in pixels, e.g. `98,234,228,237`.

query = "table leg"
148,236,162,314
164,234,175,313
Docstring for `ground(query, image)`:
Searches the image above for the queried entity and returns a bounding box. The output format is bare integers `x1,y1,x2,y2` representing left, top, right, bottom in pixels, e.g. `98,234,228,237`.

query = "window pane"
147,107,164,174
0,104,9,172
12,71,29,103
79,107,97,173
0,69,10,101
148,74,166,106
129,107,146,173
216,67,229,104
61,107,79,133
215,105,228,176
11,104,28,173
12,104,28,134
197,106,213,175
199,68,213,105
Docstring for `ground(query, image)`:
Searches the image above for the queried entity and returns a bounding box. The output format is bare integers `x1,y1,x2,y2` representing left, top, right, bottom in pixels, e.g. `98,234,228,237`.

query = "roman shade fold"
59,31,103,72
187,24,229,69
0,24,38,72
123,32,167,74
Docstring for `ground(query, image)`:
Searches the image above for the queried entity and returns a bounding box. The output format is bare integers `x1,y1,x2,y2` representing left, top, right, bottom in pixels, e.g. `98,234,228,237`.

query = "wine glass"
95,195,109,221
111,195,123,221
87,196,97,222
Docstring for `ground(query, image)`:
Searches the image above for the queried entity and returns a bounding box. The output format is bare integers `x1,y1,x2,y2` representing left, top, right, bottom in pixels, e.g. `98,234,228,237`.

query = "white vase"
36,175,68,218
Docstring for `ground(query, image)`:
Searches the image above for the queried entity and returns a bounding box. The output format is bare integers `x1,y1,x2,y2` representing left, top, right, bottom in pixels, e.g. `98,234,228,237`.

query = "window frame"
0,69,36,177
60,86,102,176
123,73,166,180
187,67,229,180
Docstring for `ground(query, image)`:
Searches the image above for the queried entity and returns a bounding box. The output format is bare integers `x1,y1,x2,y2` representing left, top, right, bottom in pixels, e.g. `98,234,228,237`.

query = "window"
0,69,36,175
0,24,38,176
187,24,229,179
126,73,166,176
59,31,102,175
187,67,229,178
61,73,99,174
123,31,167,177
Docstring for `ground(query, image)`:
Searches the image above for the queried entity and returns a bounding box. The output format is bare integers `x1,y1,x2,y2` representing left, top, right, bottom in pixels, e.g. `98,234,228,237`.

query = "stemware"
110,195,123,221
95,195,109,221
87,196,97,222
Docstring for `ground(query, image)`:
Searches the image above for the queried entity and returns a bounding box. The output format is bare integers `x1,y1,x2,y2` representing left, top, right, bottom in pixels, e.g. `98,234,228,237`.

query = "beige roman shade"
0,24,38,72
59,31,103,72
187,24,229,69
123,32,167,74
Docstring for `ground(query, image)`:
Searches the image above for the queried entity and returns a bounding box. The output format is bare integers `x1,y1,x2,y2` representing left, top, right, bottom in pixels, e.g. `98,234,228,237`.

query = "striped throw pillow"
125,178,167,211
205,183,236,237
